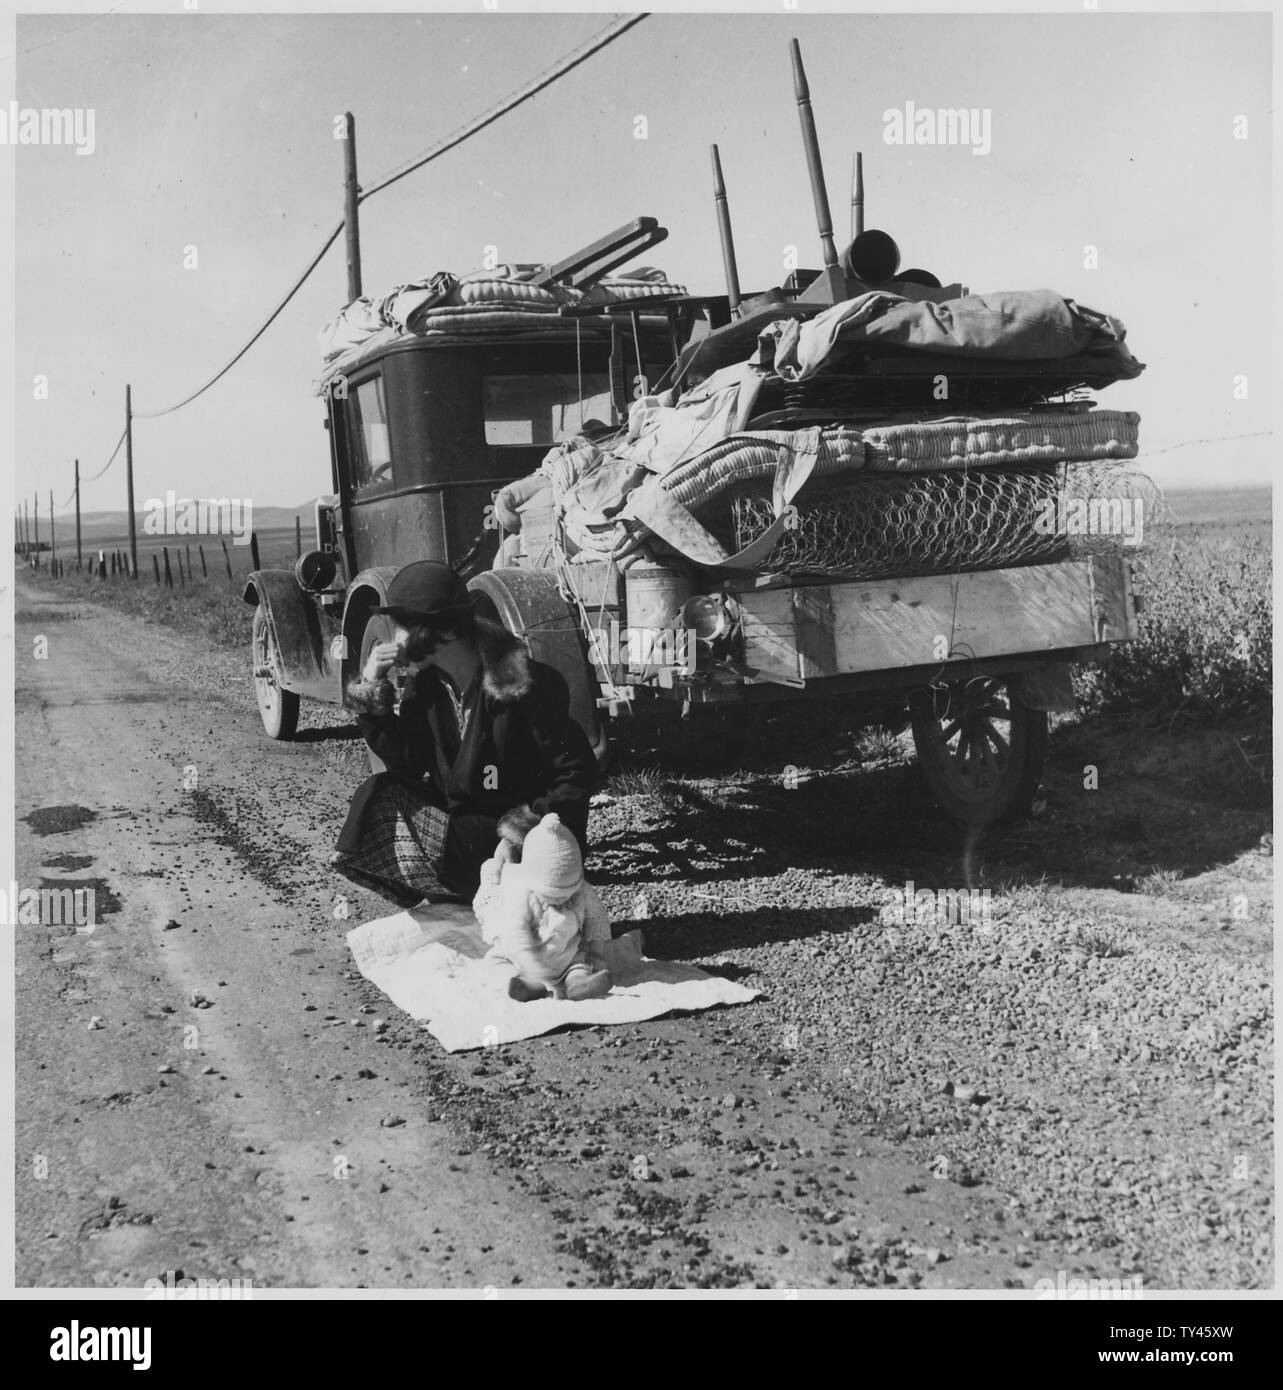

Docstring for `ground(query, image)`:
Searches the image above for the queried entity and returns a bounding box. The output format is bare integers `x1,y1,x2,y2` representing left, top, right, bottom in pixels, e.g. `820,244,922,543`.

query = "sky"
9,4,1274,520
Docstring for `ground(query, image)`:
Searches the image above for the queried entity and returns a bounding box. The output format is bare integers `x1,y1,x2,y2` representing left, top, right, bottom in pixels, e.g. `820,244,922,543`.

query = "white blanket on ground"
346,905,759,1053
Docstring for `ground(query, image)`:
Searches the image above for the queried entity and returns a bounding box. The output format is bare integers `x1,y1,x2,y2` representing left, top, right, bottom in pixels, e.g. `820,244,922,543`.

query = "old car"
245,45,1146,827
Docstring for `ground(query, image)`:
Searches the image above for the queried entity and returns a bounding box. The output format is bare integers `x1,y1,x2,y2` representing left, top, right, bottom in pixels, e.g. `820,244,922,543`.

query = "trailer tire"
910,676,1047,827
252,604,300,741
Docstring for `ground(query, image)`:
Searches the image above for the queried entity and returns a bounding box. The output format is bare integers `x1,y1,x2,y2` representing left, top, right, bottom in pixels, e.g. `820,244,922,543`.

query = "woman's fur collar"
345,616,533,715
345,673,397,717
474,616,535,707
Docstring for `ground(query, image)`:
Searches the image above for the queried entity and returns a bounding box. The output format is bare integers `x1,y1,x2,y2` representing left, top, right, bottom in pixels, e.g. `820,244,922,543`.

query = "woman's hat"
374,561,477,626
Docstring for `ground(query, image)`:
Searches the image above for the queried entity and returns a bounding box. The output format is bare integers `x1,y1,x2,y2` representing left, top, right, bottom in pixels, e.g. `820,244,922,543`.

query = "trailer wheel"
910,677,1047,827
252,604,299,740
357,615,398,774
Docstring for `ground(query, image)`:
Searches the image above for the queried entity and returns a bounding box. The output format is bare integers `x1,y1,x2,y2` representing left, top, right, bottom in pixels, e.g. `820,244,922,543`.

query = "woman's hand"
362,640,403,683
497,803,541,848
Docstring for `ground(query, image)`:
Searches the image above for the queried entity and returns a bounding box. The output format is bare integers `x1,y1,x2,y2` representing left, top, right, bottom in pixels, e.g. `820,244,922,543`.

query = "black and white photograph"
4,0,1275,1325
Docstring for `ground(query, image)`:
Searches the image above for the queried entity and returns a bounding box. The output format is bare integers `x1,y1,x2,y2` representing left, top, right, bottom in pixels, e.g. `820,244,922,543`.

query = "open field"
1078,495,1271,721
1161,486,1270,528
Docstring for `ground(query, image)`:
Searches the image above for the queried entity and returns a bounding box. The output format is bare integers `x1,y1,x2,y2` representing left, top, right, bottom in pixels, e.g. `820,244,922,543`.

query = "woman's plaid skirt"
332,775,455,908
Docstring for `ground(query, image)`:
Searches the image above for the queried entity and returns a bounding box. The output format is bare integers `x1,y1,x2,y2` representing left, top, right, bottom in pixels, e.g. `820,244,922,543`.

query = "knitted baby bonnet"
516,813,584,899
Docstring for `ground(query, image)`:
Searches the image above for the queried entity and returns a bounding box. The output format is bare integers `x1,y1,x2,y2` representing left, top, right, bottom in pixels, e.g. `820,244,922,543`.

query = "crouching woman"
331,561,597,908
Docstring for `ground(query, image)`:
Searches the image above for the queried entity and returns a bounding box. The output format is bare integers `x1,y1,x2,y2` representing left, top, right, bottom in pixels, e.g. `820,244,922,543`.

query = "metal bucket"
623,561,698,673
624,561,697,632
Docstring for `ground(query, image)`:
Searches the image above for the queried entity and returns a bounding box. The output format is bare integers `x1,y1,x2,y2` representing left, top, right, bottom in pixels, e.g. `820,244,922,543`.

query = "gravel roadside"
16,575,1273,1289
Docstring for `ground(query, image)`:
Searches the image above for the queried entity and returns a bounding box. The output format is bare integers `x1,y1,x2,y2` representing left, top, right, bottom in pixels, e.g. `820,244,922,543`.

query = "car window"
482,374,614,446
348,375,394,493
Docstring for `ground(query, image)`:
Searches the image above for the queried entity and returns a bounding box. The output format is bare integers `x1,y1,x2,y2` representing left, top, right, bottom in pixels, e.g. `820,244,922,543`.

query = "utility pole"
343,111,362,303
74,458,82,570
850,151,864,241
22,499,29,554
49,489,55,568
125,384,138,578
32,490,39,563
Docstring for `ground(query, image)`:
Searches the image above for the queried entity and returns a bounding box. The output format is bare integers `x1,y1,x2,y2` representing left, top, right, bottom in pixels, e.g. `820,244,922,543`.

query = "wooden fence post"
152,554,161,585
250,531,261,571
97,550,106,580
198,543,207,578
185,542,193,580
177,550,186,587
110,551,116,576
163,546,173,589
295,515,302,557
221,538,233,581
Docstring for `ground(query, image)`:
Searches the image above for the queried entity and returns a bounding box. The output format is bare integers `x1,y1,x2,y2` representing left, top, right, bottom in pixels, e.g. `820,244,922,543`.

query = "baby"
473,812,613,1002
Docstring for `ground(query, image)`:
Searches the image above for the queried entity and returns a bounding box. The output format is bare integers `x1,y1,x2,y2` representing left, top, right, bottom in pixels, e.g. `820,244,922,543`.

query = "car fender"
242,570,324,693
340,567,401,689
467,568,607,764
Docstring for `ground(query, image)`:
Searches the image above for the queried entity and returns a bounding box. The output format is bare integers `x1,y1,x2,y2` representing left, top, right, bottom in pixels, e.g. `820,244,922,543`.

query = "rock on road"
14,576,1272,1290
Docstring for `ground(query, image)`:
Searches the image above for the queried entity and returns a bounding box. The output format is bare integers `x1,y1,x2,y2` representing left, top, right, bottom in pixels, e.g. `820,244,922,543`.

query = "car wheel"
252,604,300,740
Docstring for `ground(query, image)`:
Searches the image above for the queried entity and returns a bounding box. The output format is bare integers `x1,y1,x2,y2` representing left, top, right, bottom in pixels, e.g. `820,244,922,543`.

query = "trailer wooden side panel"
740,555,1137,682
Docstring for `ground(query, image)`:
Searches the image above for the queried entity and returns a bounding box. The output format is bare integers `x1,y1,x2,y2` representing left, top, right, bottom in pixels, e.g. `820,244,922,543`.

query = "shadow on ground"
622,904,882,962
590,705,1271,898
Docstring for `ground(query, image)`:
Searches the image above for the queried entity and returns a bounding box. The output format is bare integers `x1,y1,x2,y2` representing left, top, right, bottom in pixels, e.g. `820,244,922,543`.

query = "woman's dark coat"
338,618,597,887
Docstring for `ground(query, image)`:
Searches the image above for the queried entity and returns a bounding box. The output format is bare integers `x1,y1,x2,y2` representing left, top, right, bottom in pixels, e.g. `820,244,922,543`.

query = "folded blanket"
756,289,1144,383
347,905,759,1052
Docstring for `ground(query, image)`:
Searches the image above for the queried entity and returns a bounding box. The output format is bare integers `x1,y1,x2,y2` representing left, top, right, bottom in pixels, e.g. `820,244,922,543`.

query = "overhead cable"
132,12,647,419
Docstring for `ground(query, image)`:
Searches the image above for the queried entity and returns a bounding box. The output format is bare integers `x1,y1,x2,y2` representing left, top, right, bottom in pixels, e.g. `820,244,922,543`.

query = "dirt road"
14,576,1272,1289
